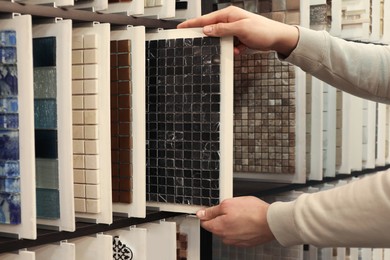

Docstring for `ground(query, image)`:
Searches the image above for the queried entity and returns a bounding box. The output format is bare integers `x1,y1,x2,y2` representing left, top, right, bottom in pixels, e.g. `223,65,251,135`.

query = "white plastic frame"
71,234,112,260
32,241,75,259
102,0,144,16
136,0,175,19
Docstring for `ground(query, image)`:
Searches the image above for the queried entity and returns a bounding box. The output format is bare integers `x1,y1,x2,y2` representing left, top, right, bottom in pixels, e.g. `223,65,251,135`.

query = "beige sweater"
267,27,390,247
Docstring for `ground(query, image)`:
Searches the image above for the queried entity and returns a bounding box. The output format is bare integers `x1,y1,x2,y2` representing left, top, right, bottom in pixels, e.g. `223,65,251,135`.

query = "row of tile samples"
0,13,234,240
0,215,199,260
212,170,390,260
14,0,200,20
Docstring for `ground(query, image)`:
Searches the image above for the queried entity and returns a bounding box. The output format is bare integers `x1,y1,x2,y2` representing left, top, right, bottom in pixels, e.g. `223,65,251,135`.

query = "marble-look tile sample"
146,36,222,207
234,52,296,175
310,4,329,30
0,29,21,224
111,39,133,204
72,34,101,214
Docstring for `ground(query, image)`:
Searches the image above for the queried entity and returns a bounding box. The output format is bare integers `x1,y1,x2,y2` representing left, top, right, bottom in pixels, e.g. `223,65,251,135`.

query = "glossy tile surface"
0,29,20,224
234,52,296,174
111,39,133,204
33,36,60,219
146,37,221,206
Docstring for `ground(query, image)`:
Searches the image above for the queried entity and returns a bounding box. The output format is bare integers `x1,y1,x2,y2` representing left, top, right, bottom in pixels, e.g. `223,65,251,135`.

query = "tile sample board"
233,51,306,183
71,234,112,260
137,0,175,19
323,84,337,178
0,251,35,260
33,19,75,231
107,227,147,260
362,99,376,169
32,241,75,260
376,103,386,166
145,28,233,213
111,26,146,218
72,23,112,224
0,14,36,239
15,0,73,8
103,0,144,16
170,215,200,260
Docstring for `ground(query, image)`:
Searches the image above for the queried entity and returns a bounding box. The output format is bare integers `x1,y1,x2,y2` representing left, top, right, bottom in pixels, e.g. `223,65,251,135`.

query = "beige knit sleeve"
267,171,390,247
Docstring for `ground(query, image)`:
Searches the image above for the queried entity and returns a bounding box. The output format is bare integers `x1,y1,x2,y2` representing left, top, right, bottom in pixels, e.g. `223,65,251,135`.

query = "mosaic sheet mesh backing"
33,36,60,219
110,39,133,204
234,52,296,174
0,30,21,224
146,37,221,206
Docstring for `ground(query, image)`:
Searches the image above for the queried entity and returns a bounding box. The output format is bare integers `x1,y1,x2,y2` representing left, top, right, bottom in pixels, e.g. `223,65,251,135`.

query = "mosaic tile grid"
0,30,21,225
176,225,188,260
33,37,60,220
146,36,221,207
110,39,133,204
113,235,134,260
72,34,101,214
234,52,296,174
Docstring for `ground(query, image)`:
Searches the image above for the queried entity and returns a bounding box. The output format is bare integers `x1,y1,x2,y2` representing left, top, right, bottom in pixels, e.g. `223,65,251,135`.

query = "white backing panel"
32,241,75,260
71,234,112,260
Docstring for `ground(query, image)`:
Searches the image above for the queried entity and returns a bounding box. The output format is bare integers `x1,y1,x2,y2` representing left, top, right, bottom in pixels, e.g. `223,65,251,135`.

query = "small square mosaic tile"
234,51,296,174
111,39,133,204
146,36,222,207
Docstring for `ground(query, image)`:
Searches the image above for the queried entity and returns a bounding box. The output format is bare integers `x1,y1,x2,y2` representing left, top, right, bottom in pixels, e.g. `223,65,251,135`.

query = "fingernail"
197,210,205,218
204,26,213,34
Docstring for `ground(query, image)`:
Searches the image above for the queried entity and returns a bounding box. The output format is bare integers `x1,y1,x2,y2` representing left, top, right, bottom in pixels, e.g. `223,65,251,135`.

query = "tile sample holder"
323,84,337,177
135,0,175,19
106,226,147,260
72,22,112,224
362,99,376,169
111,26,146,218
339,0,371,40
139,221,176,260
170,215,200,260
33,19,75,232
376,103,386,166
15,0,73,8
145,28,233,213
67,0,107,13
233,55,307,184
168,0,202,21
102,0,144,16
0,14,36,240
32,241,75,260
306,75,324,180
71,233,112,260
0,250,35,260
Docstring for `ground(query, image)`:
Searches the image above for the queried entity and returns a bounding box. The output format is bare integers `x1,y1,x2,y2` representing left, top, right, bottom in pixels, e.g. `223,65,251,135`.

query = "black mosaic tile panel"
146,36,221,207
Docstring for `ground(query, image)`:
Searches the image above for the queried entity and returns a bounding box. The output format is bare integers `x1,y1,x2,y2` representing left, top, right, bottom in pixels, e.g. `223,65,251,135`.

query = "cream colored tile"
84,49,98,64
74,169,86,183
72,95,84,110
84,95,98,110
85,184,100,199
84,110,98,124
72,35,84,50
72,80,84,95
74,198,86,212
85,125,99,139
72,50,84,65
73,154,85,169
73,140,85,154
84,34,98,49
86,199,100,213
85,169,99,184
84,79,98,94
74,183,86,198
285,11,300,25
286,0,300,10
85,155,99,169
84,64,98,79
85,140,99,154
272,0,286,11
73,125,85,139
72,110,84,125
72,65,84,80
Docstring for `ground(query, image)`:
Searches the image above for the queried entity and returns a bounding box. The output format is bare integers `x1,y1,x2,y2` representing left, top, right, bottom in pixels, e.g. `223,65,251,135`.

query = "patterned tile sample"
0,30,21,224
113,235,134,260
234,52,296,174
33,36,60,219
310,4,330,30
110,39,133,204
72,34,101,214
257,0,300,25
176,225,188,260
146,36,221,206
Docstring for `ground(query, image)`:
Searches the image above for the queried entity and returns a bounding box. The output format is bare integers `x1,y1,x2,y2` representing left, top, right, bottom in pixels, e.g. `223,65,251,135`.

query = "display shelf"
0,211,182,254
0,1,179,29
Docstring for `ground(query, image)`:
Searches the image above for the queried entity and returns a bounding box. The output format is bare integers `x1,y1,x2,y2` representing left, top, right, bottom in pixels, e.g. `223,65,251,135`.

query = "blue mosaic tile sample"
36,188,60,219
0,29,20,225
33,36,60,220
146,37,221,207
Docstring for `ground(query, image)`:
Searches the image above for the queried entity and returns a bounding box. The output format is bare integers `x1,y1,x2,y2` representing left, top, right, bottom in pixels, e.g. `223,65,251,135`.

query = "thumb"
196,205,223,221
203,21,241,37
